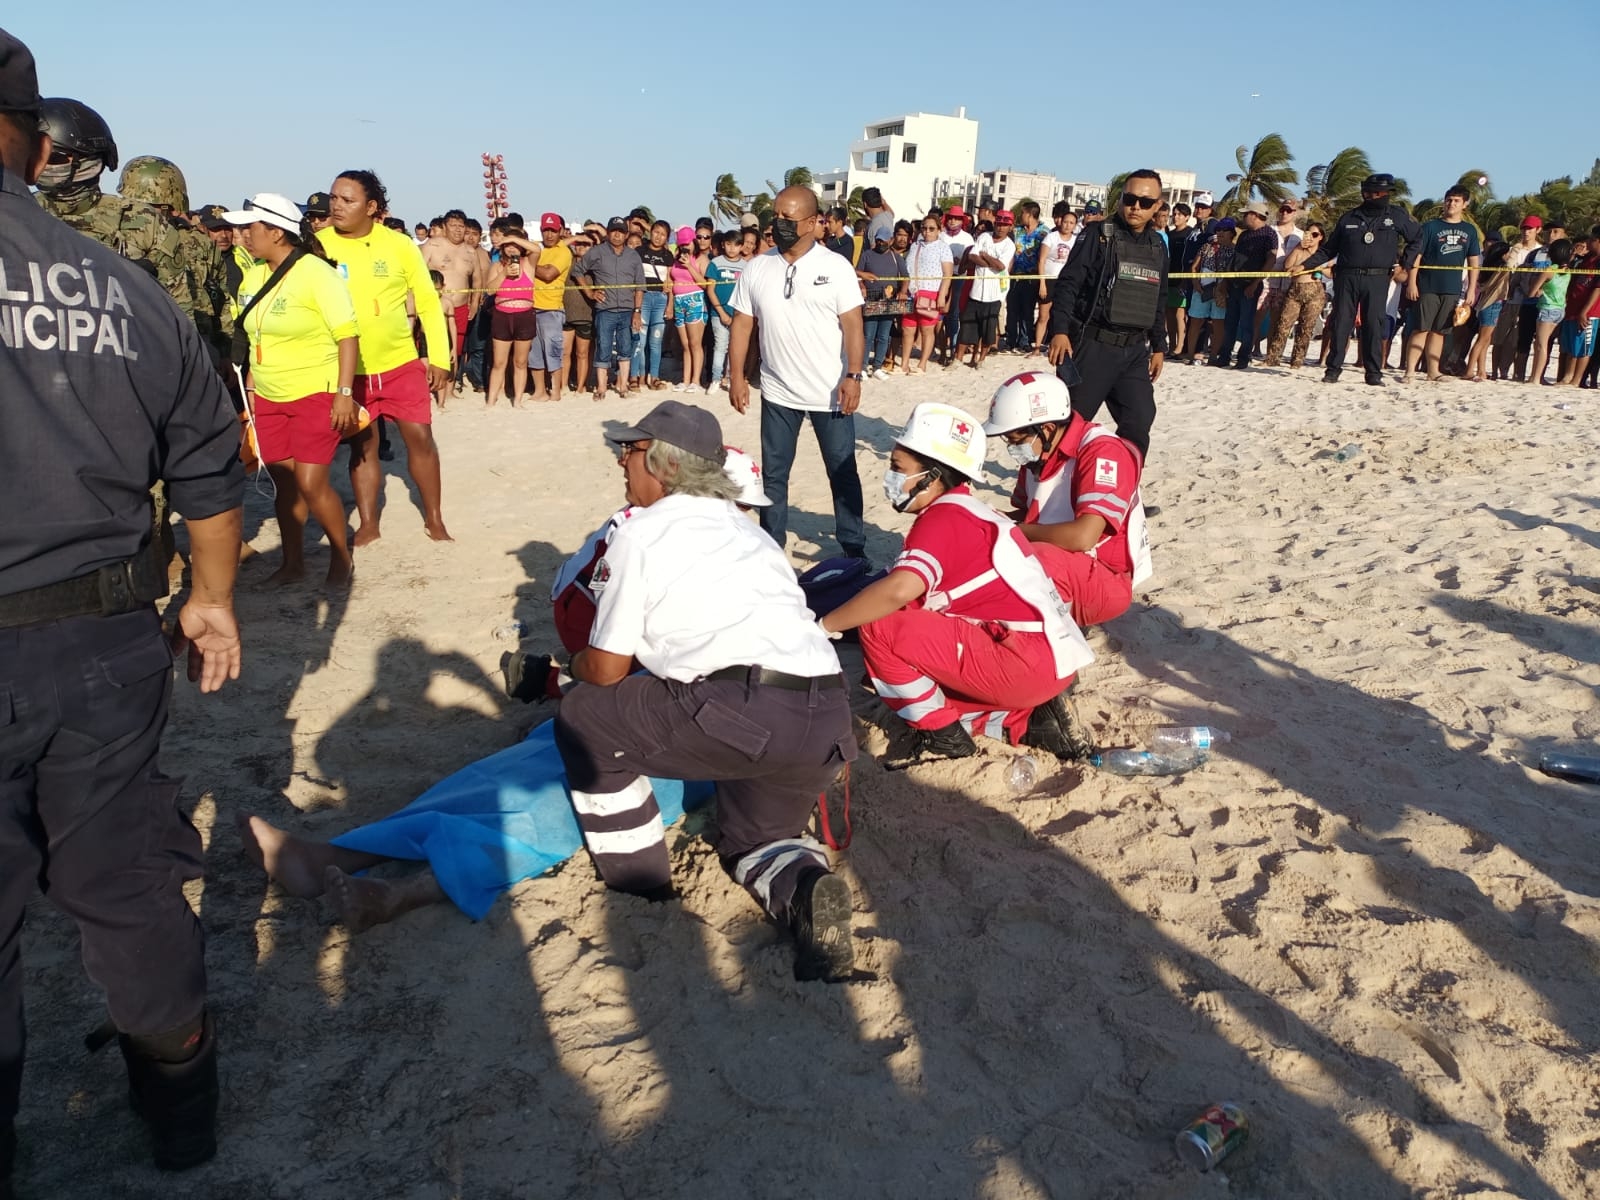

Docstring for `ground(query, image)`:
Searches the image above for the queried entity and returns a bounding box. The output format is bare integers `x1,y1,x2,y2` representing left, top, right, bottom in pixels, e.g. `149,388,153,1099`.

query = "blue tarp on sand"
331,719,709,920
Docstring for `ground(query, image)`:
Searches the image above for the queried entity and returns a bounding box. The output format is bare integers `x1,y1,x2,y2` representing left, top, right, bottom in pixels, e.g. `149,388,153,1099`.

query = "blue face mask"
883,468,930,512
1005,439,1041,467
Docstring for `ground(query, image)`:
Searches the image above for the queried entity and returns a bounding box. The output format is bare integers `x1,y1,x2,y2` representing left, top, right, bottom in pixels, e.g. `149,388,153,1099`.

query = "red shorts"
452,304,470,349
902,291,942,330
252,392,342,466
1032,543,1133,627
354,357,432,425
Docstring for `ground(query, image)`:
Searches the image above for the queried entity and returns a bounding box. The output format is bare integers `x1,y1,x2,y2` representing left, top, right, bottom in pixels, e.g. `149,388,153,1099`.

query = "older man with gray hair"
555,400,859,982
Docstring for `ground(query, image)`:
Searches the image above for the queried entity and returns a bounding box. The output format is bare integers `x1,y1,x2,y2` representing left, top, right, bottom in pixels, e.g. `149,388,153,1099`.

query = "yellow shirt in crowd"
239,256,358,403
535,242,573,311
316,223,450,375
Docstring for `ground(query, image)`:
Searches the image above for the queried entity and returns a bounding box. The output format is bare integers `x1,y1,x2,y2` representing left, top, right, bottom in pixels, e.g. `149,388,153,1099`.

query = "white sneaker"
874,368,892,381
671,382,686,392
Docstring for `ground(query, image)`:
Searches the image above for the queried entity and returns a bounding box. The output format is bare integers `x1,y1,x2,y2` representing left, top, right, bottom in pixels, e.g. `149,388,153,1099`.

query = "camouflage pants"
1265,280,1326,367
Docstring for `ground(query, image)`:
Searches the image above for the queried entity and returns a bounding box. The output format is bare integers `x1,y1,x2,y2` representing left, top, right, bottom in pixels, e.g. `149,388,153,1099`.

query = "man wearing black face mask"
1298,172,1420,385
728,186,869,560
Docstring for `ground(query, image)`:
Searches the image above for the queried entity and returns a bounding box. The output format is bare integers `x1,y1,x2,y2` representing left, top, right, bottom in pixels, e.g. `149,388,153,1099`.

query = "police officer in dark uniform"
0,28,245,1189
1299,172,1420,386
1045,168,1169,457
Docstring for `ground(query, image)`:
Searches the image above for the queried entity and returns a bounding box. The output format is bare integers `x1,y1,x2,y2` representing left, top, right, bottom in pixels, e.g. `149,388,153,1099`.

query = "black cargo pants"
0,609,205,1125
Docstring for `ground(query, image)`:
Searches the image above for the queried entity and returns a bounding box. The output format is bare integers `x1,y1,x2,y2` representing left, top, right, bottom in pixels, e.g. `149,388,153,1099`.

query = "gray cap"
609,400,727,465
739,212,760,229
1242,200,1270,217
0,28,42,115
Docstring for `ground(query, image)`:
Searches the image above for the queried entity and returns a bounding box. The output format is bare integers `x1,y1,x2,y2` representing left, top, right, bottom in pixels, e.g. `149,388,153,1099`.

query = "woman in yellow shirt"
223,193,359,588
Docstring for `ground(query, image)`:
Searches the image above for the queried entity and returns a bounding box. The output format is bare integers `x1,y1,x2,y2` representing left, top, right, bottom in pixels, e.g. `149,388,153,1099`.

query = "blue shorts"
527,309,565,370
1537,306,1564,325
673,292,706,326
1559,317,1598,357
1477,301,1502,328
1189,295,1224,321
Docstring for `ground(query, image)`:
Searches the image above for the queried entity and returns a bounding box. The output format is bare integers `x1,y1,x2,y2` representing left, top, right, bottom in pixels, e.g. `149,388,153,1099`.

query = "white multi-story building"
934,168,1197,215
813,108,979,221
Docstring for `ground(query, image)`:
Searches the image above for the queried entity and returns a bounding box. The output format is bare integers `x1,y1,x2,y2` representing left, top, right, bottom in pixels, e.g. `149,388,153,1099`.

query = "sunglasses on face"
619,440,652,457
1120,193,1160,210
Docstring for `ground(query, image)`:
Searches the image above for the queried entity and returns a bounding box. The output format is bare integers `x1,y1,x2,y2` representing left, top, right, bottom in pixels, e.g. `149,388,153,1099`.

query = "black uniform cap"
1361,173,1395,192
39,98,117,169
0,27,42,116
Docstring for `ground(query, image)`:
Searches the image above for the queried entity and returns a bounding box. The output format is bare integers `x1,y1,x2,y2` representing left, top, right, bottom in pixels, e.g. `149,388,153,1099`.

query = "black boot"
500,651,554,703
883,722,977,771
119,1011,218,1171
1020,694,1093,761
1364,371,1385,386
789,868,854,982
1322,368,1341,383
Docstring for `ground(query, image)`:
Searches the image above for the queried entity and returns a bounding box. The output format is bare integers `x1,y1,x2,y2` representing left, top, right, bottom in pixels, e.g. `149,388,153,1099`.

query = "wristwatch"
844,371,865,381
338,386,353,397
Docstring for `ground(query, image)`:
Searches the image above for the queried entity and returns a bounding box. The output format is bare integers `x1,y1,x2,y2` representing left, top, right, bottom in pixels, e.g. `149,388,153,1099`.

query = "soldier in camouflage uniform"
34,100,202,330
119,155,231,356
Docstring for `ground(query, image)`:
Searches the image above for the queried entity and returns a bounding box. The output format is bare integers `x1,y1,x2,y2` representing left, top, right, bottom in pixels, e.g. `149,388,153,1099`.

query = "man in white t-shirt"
957,222,1015,367
939,205,976,363
1262,196,1305,355
728,186,868,559
556,399,859,982
1037,202,1078,352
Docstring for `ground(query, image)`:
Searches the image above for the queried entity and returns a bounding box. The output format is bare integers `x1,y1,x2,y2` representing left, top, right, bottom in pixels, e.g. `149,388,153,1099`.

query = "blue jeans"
758,400,866,557
864,314,895,370
592,309,635,373
709,314,732,383
630,290,668,380
1216,287,1256,366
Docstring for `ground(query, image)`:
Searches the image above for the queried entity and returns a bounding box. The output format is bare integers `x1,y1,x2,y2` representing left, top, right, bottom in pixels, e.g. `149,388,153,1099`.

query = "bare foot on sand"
262,563,306,587
324,558,354,590
424,520,453,542
237,814,339,899
324,865,398,933
352,524,381,549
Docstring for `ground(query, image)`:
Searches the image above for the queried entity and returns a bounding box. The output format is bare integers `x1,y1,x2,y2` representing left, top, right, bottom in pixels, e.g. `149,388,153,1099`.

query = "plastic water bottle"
1537,752,1600,784
1005,754,1040,795
1148,726,1231,754
1090,746,1209,776
1332,443,1363,462
492,620,525,643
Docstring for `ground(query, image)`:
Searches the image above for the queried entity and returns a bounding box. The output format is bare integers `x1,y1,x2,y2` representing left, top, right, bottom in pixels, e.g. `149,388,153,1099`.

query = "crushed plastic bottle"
1537,752,1600,784
1090,746,1209,776
492,620,526,643
1005,754,1040,795
1149,726,1231,754
1332,443,1363,462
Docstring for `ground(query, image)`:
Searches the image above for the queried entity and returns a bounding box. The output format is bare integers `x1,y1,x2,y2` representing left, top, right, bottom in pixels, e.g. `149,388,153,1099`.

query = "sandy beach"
13,356,1600,1199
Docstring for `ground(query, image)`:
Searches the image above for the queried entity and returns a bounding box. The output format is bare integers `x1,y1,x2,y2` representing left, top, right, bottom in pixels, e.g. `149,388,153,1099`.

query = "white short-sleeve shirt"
730,243,863,413
968,233,1016,304
587,493,843,682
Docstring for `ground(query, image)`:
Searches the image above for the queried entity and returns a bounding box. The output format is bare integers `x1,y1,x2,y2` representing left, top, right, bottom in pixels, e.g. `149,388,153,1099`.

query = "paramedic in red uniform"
818,403,1094,768
981,372,1150,626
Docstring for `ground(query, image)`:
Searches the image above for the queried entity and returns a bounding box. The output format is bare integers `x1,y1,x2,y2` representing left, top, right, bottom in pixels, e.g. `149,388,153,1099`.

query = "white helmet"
722,446,771,507
894,402,987,481
982,371,1073,436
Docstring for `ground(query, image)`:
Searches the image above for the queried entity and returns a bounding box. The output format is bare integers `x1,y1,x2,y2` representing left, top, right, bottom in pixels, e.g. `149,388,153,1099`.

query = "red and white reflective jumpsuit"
859,487,1094,745
549,507,635,654
1014,413,1150,626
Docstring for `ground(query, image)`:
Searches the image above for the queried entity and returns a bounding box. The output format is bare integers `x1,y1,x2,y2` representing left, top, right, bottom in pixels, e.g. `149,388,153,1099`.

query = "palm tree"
709,173,743,222
765,166,815,194
1105,171,1130,208
1220,133,1299,212
844,186,868,224
1304,146,1371,225
745,192,774,223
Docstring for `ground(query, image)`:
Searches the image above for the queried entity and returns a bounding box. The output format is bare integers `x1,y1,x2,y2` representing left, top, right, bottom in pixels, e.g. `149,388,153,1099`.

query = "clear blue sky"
10,2,1591,229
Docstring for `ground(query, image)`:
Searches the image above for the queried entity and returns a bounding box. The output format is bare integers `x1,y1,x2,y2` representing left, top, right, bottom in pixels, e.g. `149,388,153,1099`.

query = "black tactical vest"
1099,224,1165,330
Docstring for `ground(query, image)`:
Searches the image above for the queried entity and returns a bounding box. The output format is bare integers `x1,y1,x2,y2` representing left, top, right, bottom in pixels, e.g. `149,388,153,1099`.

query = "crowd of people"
4,16,1597,1189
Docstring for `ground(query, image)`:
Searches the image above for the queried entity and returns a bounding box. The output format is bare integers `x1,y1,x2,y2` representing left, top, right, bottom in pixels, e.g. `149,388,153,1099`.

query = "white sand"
16,358,1600,1198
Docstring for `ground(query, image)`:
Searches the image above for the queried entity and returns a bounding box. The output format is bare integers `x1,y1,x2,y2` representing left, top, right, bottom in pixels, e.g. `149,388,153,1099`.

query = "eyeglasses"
1279,205,1297,212
619,440,652,458
696,232,712,239
922,224,940,233
783,262,797,299
1120,193,1160,210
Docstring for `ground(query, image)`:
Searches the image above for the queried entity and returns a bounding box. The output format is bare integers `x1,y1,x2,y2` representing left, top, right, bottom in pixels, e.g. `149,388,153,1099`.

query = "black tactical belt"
705,665,846,691
0,556,168,630
1085,324,1148,348
1340,267,1391,276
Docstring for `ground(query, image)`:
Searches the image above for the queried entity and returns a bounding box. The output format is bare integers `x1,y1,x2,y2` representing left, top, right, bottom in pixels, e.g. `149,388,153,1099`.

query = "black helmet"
39,97,117,170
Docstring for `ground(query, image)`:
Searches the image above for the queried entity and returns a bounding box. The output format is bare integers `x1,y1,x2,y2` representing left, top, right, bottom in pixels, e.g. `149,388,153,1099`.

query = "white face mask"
1006,439,1041,467
882,468,930,512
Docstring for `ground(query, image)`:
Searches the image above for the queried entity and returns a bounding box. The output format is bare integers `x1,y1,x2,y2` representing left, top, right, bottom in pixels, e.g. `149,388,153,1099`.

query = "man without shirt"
423,209,483,383
1402,186,1481,382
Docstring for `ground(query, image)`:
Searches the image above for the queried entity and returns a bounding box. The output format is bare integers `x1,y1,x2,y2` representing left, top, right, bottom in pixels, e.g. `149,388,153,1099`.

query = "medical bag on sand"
798,557,884,641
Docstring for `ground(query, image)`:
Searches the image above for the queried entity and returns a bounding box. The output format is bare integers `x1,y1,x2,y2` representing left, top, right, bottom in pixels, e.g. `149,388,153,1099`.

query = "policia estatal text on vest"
0,26,245,1187
1045,169,1170,457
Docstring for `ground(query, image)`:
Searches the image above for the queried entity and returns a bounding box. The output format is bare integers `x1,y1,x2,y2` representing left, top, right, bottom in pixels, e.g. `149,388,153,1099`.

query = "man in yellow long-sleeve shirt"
318,169,453,543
